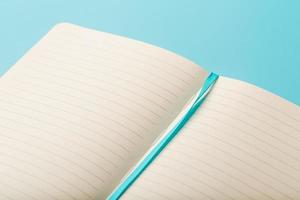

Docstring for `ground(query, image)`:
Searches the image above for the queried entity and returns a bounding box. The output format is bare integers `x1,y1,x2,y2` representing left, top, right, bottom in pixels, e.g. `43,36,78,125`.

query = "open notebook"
0,23,299,200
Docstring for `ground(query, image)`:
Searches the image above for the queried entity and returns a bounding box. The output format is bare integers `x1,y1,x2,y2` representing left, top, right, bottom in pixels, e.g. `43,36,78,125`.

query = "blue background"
0,0,299,104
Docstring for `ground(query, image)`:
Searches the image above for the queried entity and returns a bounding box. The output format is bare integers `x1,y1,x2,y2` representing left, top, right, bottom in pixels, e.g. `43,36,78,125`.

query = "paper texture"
122,77,300,200
0,23,207,199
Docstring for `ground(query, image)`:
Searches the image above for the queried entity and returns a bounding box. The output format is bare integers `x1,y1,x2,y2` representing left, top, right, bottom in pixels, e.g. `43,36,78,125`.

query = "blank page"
0,23,207,200
121,77,300,200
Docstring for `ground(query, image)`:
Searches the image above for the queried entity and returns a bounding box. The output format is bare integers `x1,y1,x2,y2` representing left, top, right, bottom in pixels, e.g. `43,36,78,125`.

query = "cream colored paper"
0,23,207,200
121,77,300,200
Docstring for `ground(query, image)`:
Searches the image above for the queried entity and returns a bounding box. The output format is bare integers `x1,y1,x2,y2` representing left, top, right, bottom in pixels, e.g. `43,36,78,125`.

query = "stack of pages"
0,23,299,200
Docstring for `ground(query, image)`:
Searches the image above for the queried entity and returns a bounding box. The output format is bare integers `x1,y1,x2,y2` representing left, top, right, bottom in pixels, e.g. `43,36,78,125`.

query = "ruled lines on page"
0,23,207,200
121,77,300,200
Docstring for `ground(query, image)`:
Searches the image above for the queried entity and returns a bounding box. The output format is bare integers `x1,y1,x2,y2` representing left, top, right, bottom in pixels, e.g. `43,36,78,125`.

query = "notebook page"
0,23,207,200
121,77,300,200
